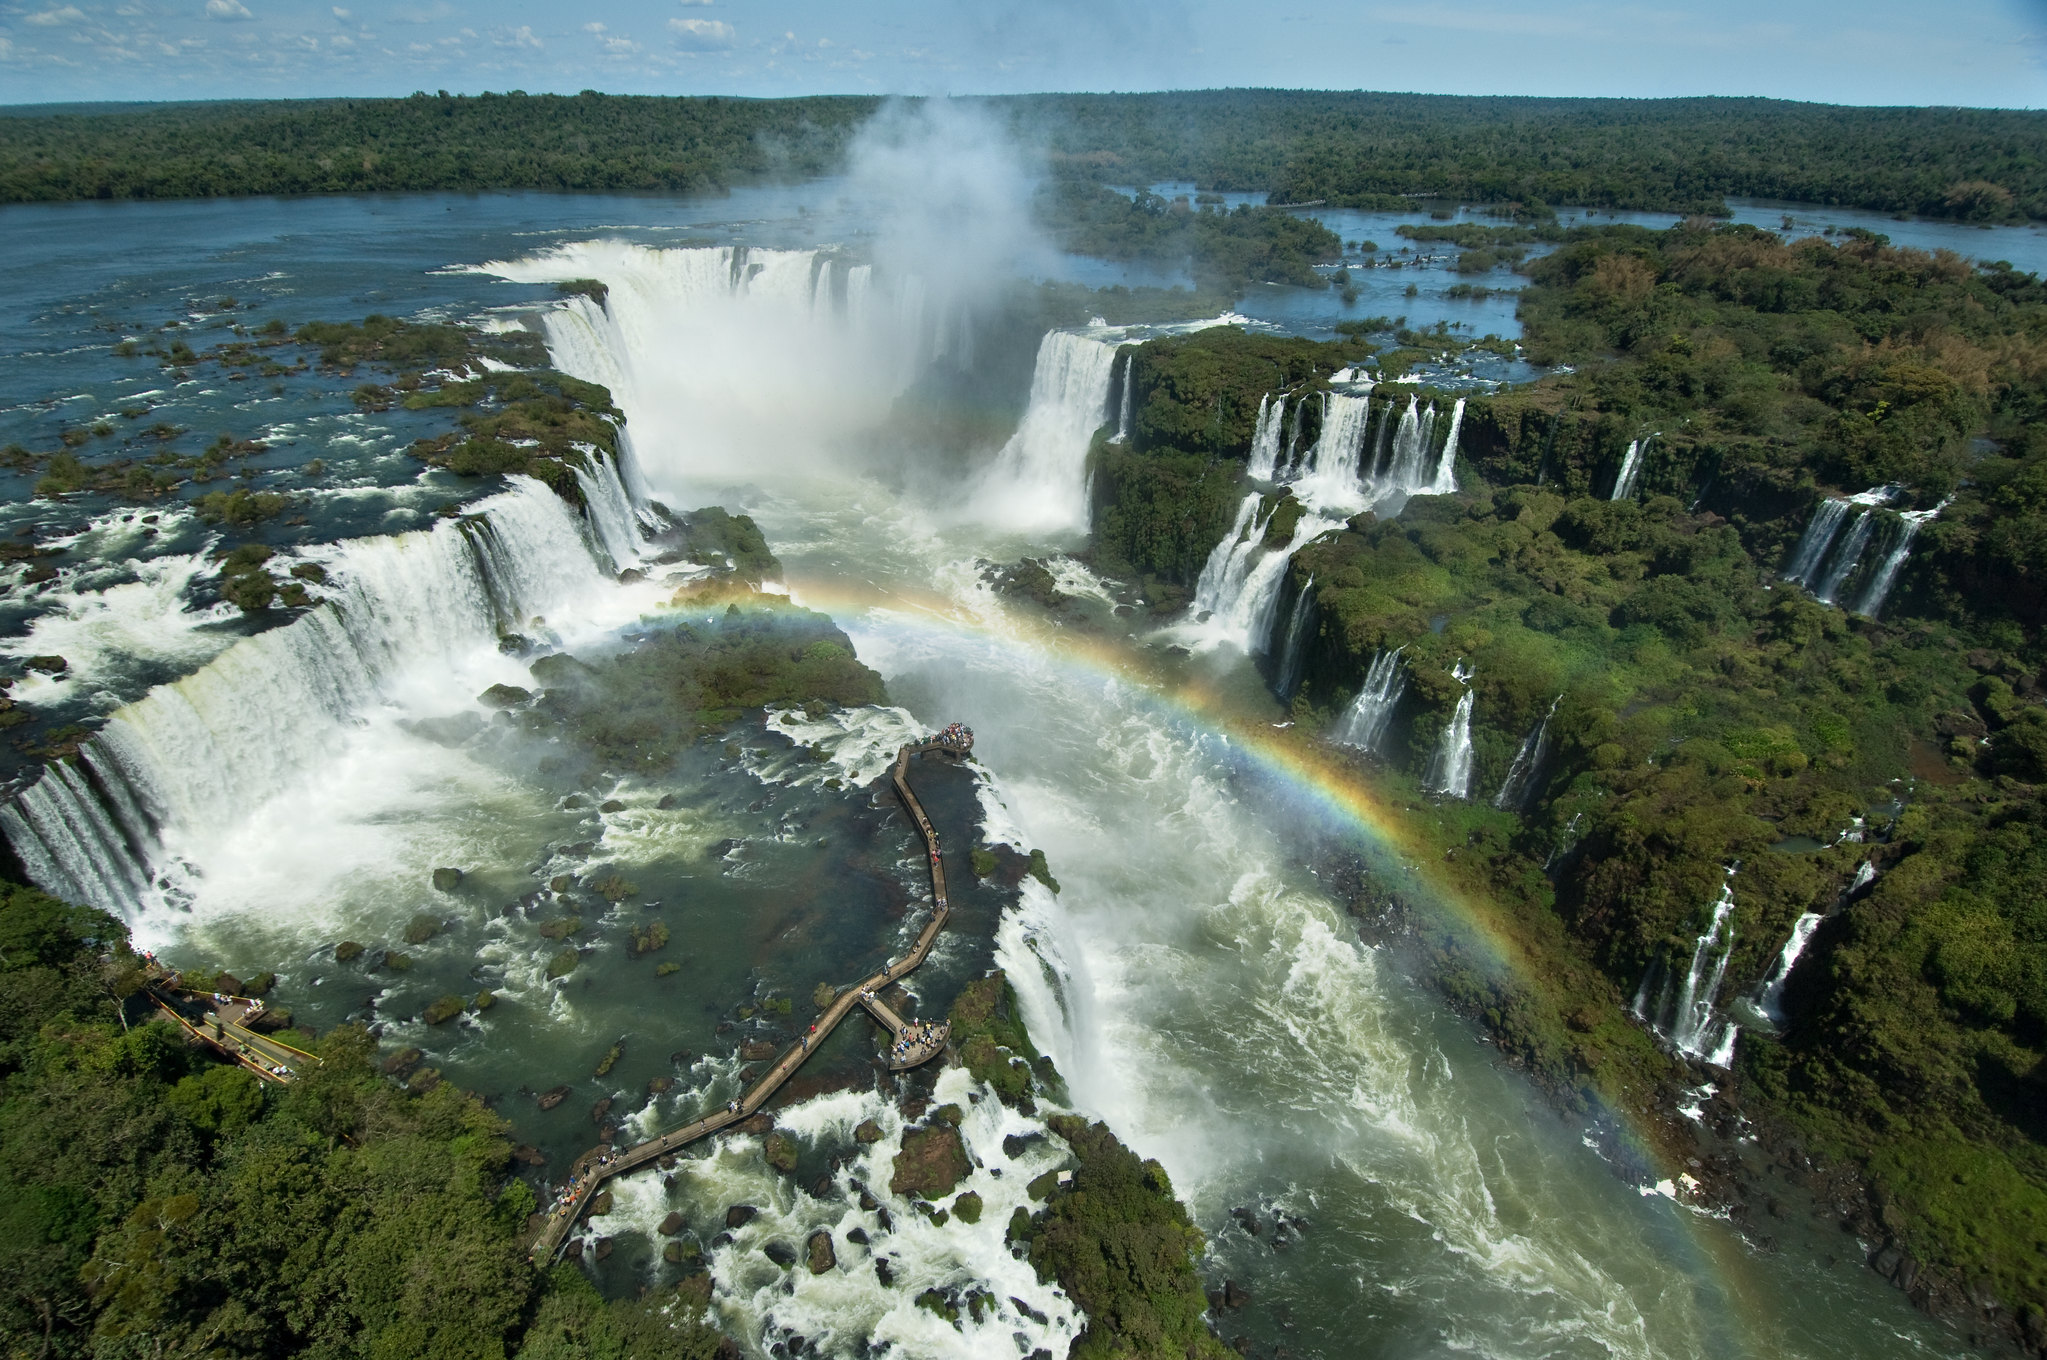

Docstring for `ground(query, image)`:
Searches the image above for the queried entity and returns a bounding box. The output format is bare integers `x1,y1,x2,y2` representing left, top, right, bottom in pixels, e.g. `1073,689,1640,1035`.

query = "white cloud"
494,23,540,48
204,0,253,19
669,15,733,47
0,36,13,56
676,0,713,5
25,6,87,25
583,20,604,32
332,6,350,17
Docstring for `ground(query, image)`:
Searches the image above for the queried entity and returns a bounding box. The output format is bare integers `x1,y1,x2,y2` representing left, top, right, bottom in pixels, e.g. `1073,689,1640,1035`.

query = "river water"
1,176,2028,1358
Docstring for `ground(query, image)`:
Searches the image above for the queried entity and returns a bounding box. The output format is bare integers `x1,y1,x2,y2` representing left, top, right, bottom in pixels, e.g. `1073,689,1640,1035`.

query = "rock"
421,994,465,1025
858,1190,878,1211
588,1191,614,1216
23,655,67,675
890,1123,970,1201
725,1204,758,1230
380,1046,424,1075
807,1230,836,1274
951,1191,983,1225
549,874,573,893
663,1241,683,1264
563,1239,583,1262
855,1119,884,1144
762,1240,797,1268
874,1257,894,1287
677,1274,713,1307
431,867,463,892
764,1132,799,1174
599,799,626,813
403,914,443,945
656,794,680,810
512,1144,546,1166
334,941,364,962
380,950,412,972
648,1076,673,1095
594,1043,622,1077
537,1085,572,1110
591,1097,613,1124
593,1236,613,1261
813,981,838,1009
473,989,496,1011
741,1040,777,1061
737,1113,774,1135
547,948,579,980
846,1226,870,1246
479,683,531,708
1002,1133,1032,1160
1223,1279,1251,1308
658,1210,687,1235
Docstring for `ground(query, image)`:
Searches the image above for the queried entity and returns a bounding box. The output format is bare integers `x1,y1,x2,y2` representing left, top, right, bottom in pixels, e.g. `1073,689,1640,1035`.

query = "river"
2,170,2035,1358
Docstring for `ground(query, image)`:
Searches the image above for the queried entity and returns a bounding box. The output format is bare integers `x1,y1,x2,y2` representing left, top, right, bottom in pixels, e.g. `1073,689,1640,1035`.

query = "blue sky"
1,0,2042,107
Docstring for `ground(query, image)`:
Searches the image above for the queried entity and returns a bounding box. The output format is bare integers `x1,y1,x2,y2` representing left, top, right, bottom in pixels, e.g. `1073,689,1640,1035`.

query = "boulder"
334,941,364,963
380,1046,424,1075
762,1240,797,1268
421,995,465,1025
740,1040,778,1061
658,1210,687,1235
588,1191,613,1216
764,1132,798,1174
593,1236,612,1261
537,1085,572,1111
479,683,531,708
854,1119,884,1144
807,1230,836,1274
431,867,463,892
890,1123,970,1201
1223,1279,1251,1309
724,1204,758,1230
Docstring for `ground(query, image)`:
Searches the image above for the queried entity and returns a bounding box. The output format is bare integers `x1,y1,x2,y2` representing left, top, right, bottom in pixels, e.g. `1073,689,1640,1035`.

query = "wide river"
4,169,2038,1358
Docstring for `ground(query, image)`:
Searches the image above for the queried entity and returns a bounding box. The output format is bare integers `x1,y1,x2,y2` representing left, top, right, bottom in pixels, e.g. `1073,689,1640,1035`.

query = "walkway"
139,962,322,1085
527,726,973,1264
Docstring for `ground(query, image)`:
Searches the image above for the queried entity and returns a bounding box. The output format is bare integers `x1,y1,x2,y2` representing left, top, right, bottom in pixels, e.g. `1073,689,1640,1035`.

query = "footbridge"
527,725,973,1264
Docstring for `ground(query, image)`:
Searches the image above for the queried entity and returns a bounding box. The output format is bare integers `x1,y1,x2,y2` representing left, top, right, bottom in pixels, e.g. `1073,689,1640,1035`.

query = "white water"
1493,696,1558,810
1246,392,1286,480
1636,870,1740,1066
1781,499,1851,586
1272,574,1315,699
1755,912,1823,1027
1331,647,1406,753
1,460,643,927
1423,663,1475,799
975,330,1122,535
1179,503,1343,654
1111,352,1134,444
1851,502,1943,618
1432,396,1464,495
1611,439,1644,501
1290,388,1377,514
1809,509,1876,606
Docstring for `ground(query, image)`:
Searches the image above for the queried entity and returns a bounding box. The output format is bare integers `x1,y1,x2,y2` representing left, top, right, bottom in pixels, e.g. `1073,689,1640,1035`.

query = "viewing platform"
526,722,974,1265
139,961,321,1085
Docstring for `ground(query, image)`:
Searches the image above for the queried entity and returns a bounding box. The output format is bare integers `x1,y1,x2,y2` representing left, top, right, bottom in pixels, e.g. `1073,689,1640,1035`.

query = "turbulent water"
0,191,1986,1360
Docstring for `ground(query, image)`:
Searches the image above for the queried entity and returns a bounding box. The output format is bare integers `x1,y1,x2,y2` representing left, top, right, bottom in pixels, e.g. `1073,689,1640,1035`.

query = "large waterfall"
976,331,1122,534
1184,497,1343,653
1272,575,1315,700
1852,502,1944,619
1110,353,1134,444
1423,663,1476,799
1247,393,1287,480
1,463,638,921
1610,438,1644,501
1331,647,1407,753
1633,869,1740,1066
1754,912,1823,1027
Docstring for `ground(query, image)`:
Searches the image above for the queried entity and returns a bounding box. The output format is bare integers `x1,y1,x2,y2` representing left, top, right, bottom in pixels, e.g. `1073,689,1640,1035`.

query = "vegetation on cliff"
1088,223,2047,1333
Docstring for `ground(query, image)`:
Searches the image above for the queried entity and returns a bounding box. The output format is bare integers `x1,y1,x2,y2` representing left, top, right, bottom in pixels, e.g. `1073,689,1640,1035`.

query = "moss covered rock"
890,1123,970,1201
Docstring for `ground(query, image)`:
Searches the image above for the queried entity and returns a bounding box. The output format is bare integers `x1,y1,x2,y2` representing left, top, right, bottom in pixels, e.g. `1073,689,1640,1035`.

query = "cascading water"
1110,352,1134,444
1331,647,1406,753
1754,912,1823,1028
1810,509,1878,606
1610,438,1644,501
1431,397,1464,495
976,330,1122,534
1783,484,1900,602
1192,494,1273,622
1423,662,1475,799
1634,868,1740,1066
1289,388,1375,513
1782,499,1852,586
1851,501,1944,618
1493,696,1558,810
0,467,633,920
1247,393,1286,480
1272,575,1315,700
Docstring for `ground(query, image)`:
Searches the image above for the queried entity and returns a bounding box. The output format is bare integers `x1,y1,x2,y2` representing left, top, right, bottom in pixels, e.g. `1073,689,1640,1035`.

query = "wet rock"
479,683,531,708
590,1097,613,1125
738,1113,774,1135
334,941,364,963
593,1236,613,1261
663,1240,684,1264
858,1190,878,1212
1223,1279,1252,1308
1002,1133,1033,1160
741,1040,778,1061
431,867,463,892
512,1144,546,1167
563,1239,583,1262
600,799,626,813
855,1119,884,1144
846,1226,870,1247
807,1230,836,1274
421,995,464,1025
380,1046,424,1075
725,1204,758,1230
764,1132,799,1174
23,655,66,675
588,1191,613,1216
648,1075,674,1095
874,1257,894,1287
598,1125,617,1144
537,1085,572,1111
891,1122,970,1200
762,1240,797,1268
659,1210,687,1235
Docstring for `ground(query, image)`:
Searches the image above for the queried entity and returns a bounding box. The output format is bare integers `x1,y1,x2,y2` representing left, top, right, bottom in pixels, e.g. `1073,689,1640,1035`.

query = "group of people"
938,722,973,747
889,1021,945,1066
549,1153,617,1220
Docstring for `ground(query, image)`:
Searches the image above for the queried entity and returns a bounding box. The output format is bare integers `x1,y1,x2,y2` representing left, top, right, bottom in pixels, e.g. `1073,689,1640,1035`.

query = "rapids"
0,191,1987,1359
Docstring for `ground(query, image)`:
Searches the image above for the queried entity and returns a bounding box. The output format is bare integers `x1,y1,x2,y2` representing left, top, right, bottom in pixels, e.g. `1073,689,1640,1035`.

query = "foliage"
947,973,1045,1108
1025,1115,1226,1360
1044,182,1342,293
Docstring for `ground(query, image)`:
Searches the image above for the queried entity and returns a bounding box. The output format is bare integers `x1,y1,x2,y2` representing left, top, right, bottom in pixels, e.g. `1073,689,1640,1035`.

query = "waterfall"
1431,397,1464,495
1247,393,1287,480
0,475,621,920
977,330,1122,534
1111,353,1134,444
1493,696,1558,810
1331,647,1406,753
1849,859,1877,894
1423,662,1475,799
1186,498,1343,653
1192,494,1272,620
1851,502,1944,618
1810,509,1877,606
1282,398,1307,479
1610,439,1643,501
1634,869,1740,1066
571,451,647,573
1782,499,1852,586
1754,912,1823,1027
1273,575,1315,700
1290,389,1374,513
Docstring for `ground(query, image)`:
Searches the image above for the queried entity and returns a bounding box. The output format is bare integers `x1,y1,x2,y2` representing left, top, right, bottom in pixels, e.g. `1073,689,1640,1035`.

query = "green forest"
1085,222,2047,1344
2,90,2041,224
